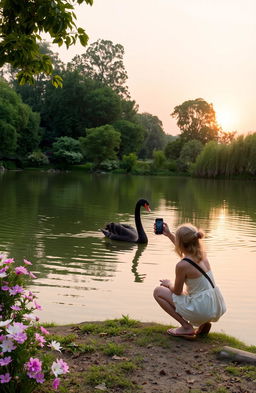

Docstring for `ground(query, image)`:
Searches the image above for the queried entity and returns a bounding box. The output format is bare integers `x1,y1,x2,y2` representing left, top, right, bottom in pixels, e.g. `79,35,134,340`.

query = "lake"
0,170,256,345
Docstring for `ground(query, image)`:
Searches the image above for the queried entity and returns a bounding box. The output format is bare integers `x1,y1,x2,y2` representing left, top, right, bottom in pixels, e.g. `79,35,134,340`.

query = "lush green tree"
0,79,40,159
52,136,83,165
152,150,166,170
171,98,220,144
40,71,121,144
178,139,203,172
121,153,137,173
11,42,65,113
135,113,166,158
80,125,121,165
112,119,145,158
164,137,183,160
68,39,130,98
0,0,93,85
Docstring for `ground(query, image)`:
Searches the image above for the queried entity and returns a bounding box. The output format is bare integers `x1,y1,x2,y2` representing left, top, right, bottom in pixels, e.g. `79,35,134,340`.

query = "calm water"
1,171,256,345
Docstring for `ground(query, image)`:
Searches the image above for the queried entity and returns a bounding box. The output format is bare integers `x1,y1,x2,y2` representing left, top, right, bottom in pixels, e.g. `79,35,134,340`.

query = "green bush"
27,151,49,167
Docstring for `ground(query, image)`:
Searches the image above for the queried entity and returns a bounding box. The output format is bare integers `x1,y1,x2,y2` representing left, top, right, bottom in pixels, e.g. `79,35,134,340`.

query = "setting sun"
215,106,238,132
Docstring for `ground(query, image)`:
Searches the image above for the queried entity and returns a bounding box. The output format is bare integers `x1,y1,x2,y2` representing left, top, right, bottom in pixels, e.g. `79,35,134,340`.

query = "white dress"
172,271,226,326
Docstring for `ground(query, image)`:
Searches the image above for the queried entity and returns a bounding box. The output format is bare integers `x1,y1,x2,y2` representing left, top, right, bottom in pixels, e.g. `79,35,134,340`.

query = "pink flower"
35,333,46,348
7,323,27,344
15,266,28,275
40,326,50,335
0,356,12,366
25,357,42,376
1,286,9,291
29,272,37,279
34,372,45,383
0,373,11,383
34,301,42,310
3,258,14,264
11,305,21,311
53,377,60,390
23,259,32,265
9,285,24,296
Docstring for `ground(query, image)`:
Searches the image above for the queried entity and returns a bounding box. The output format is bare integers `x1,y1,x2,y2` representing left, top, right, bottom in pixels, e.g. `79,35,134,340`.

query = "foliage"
68,39,130,98
135,112,166,158
121,153,138,173
193,133,256,178
172,98,220,144
152,150,166,170
0,256,69,392
52,137,83,165
0,79,41,159
27,151,49,167
80,125,121,165
164,137,183,160
178,139,203,172
98,160,119,172
0,0,93,85
41,71,121,144
112,119,145,157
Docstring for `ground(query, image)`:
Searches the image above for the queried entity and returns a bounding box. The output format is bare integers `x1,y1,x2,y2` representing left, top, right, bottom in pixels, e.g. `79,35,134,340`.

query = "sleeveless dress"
172,271,226,326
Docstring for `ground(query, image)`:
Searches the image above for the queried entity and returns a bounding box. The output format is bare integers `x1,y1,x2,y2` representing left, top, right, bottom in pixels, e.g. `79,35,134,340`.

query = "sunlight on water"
0,172,256,345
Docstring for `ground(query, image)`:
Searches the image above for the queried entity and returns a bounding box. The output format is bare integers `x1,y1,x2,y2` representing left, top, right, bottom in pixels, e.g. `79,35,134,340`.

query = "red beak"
144,204,151,212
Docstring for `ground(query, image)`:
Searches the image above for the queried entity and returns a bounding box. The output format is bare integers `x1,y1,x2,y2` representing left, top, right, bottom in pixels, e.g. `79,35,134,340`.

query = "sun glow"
215,106,238,132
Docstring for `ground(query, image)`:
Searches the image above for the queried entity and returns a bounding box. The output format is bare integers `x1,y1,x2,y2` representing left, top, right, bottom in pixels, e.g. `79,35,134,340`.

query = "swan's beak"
144,204,151,212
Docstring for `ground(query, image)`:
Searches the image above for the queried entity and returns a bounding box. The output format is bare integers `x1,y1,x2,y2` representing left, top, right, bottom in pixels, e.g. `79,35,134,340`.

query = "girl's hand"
160,279,171,288
162,222,171,237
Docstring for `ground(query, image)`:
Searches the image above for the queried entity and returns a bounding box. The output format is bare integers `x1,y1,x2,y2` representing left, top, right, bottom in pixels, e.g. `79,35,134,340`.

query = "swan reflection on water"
103,240,147,283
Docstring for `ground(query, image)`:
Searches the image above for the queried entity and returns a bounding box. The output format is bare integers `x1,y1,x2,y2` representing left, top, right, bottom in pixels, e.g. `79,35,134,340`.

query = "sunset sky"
54,0,256,135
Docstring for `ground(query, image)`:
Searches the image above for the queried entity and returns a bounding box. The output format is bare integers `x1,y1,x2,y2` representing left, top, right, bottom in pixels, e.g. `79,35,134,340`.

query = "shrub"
0,256,69,392
27,151,49,167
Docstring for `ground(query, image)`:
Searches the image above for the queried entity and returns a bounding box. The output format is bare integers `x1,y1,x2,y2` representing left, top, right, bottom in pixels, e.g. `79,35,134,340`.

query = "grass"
101,342,126,356
84,361,139,392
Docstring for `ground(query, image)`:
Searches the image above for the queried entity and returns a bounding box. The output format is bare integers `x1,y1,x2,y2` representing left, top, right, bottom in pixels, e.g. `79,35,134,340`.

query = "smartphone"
155,218,163,234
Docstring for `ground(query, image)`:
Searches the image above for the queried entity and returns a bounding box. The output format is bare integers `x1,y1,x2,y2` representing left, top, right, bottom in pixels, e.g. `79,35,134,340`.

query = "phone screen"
155,218,163,234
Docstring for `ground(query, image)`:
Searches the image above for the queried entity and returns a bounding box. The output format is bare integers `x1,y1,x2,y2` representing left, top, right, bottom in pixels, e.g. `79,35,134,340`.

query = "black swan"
101,199,150,243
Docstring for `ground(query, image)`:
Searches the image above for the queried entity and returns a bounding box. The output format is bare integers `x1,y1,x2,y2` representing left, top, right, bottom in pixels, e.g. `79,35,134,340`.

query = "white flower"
51,360,64,377
48,340,62,352
0,271,7,278
0,319,12,327
0,338,16,352
23,313,37,321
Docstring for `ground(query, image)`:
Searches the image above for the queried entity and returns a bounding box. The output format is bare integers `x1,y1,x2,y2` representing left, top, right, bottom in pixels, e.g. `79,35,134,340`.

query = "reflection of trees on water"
1,171,256,283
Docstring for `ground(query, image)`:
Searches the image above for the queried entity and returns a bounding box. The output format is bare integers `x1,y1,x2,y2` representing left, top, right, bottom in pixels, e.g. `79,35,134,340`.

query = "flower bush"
0,256,69,392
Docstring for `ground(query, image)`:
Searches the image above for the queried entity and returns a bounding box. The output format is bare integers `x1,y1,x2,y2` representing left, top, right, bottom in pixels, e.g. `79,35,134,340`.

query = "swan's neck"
135,203,148,243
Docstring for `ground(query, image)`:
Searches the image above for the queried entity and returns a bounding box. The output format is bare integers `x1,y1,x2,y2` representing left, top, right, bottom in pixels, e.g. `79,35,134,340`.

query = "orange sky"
54,0,256,135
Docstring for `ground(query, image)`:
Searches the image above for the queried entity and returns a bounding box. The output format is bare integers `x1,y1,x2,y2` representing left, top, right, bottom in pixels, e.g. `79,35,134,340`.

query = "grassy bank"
36,316,256,393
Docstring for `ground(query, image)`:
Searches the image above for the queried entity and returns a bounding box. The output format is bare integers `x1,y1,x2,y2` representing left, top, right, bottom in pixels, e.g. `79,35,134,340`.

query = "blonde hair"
175,223,205,262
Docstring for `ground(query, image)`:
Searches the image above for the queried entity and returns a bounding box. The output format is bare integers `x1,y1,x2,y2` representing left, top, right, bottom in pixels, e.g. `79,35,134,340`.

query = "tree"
68,39,130,98
52,136,83,165
178,139,203,172
0,0,93,85
0,79,40,159
40,71,121,144
11,42,65,113
80,125,121,165
171,98,220,144
164,137,183,160
112,120,145,158
135,113,166,158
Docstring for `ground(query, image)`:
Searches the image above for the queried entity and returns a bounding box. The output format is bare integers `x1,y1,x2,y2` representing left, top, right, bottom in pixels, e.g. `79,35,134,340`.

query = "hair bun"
197,231,204,239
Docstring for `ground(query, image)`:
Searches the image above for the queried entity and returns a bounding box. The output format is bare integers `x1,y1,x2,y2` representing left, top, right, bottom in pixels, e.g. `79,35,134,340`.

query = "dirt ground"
43,321,256,393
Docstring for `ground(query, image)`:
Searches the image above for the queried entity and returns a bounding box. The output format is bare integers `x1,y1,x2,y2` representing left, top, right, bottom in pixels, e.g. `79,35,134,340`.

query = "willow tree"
0,0,93,85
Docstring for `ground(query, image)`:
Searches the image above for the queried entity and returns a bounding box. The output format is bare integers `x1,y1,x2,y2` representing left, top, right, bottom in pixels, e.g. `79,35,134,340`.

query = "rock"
218,346,256,364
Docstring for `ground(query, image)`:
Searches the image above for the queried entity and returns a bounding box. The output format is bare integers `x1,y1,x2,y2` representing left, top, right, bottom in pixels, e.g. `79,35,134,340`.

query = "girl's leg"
153,286,195,335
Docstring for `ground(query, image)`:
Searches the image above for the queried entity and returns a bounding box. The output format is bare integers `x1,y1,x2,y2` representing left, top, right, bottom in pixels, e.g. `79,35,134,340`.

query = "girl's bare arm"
163,223,176,245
